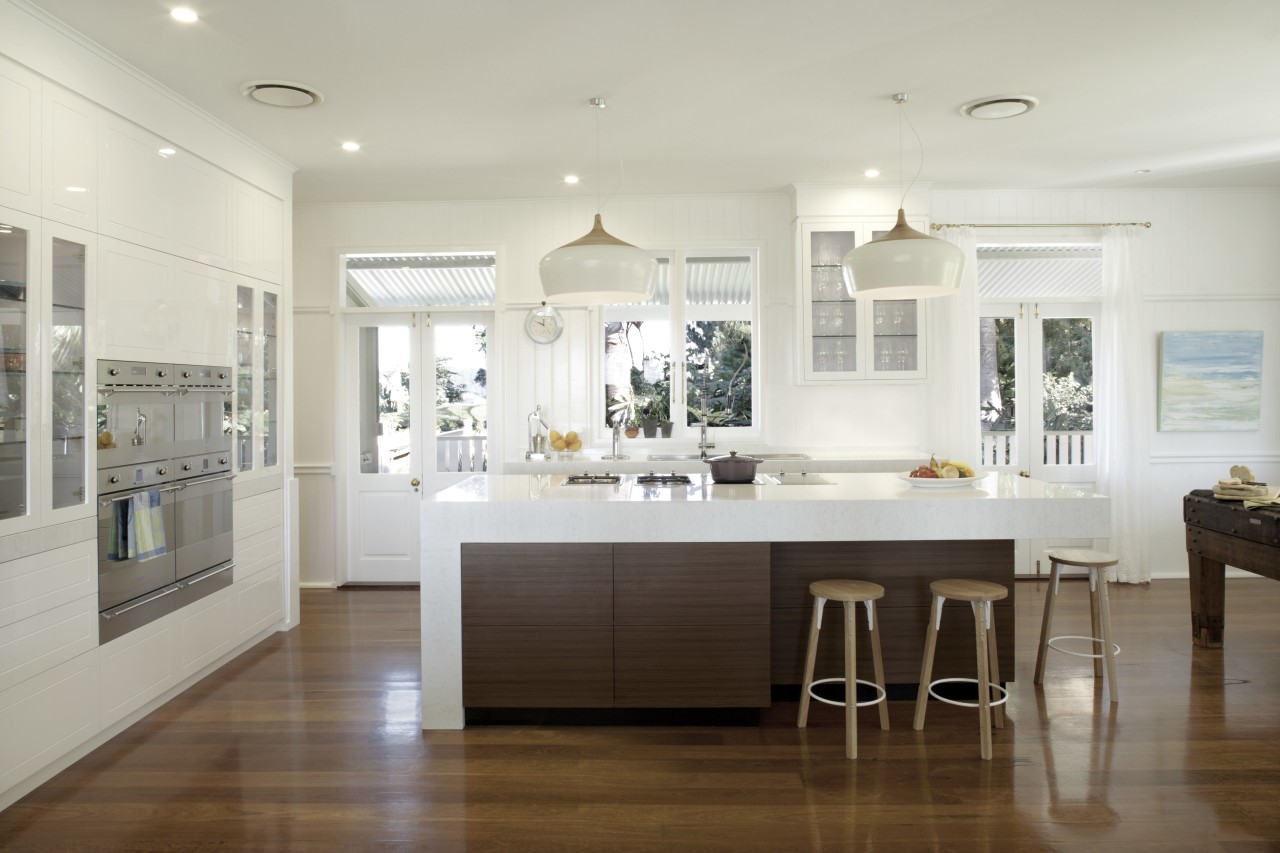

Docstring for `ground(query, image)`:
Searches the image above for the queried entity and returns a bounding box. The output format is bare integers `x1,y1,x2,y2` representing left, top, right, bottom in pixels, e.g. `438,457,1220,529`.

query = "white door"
344,313,491,583
980,301,1099,575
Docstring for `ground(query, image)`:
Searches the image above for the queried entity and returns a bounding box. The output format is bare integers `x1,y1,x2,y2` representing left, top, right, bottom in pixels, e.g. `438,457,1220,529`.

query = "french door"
344,312,490,583
980,301,1100,575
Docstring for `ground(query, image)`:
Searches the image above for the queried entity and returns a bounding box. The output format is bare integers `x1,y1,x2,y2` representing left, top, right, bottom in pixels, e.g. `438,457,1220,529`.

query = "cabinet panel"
41,83,97,231
463,625,612,707
0,652,98,794
0,593,96,692
234,566,283,642
615,624,770,707
99,613,177,726
233,489,283,541
174,261,234,366
234,526,283,583
0,57,41,215
0,540,96,629
614,543,769,625
0,209,38,532
97,237,178,361
176,585,234,679
461,543,613,626
173,157,230,267
98,115,174,252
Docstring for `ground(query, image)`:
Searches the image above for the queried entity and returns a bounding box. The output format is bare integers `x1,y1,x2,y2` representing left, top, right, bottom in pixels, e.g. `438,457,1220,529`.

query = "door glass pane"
979,316,1017,466
435,324,488,472
872,299,918,372
51,238,86,510
235,285,254,472
1041,317,1093,464
358,326,411,475
262,291,278,468
603,320,672,429
0,222,28,521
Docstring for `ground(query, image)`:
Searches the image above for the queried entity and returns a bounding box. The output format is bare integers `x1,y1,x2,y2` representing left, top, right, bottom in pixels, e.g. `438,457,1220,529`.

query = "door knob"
1019,470,1030,478
410,478,421,487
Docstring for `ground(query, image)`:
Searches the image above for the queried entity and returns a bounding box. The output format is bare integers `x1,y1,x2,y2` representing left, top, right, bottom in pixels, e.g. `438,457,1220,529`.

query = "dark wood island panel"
770,540,1015,685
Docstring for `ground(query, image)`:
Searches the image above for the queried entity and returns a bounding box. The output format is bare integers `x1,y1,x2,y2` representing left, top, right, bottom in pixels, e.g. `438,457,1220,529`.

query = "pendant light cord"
896,94,925,210
592,98,624,214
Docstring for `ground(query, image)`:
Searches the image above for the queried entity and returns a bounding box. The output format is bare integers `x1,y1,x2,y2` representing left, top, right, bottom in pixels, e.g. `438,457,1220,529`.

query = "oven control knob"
157,370,167,377
183,463,192,471
109,475,120,484
108,367,120,376
219,457,228,465
157,467,167,475
219,372,228,380
182,370,192,378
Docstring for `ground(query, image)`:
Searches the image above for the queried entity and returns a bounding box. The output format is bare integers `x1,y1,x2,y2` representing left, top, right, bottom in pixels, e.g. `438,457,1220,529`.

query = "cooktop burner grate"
636,473,694,486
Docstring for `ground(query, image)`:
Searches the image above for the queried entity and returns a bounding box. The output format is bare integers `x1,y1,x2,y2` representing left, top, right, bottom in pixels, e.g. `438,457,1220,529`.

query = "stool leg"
972,601,993,760
866,600,890,731
1089,571,1104,679
986,600,1004,729
1095,567,1120,704
844,601,857,759
913,594,942,731
797,596,826,728
1034,563,1061,685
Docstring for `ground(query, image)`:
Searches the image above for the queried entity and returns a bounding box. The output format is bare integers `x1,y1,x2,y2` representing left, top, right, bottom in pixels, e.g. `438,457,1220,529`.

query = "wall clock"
524,302,564,344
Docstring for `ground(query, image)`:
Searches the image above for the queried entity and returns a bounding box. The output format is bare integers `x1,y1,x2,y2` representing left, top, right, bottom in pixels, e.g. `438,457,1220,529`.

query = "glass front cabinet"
797,218,928,382
234,281,281,476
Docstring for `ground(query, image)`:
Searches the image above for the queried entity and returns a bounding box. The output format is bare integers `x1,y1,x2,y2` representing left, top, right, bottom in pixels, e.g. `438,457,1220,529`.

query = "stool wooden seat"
1034,548,1120,703
797,579,889,759
913,579,1008,760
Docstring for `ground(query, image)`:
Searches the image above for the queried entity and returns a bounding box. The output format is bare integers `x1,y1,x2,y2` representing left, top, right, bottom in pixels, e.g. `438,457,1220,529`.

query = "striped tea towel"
130,489,168,562
106,499,130,561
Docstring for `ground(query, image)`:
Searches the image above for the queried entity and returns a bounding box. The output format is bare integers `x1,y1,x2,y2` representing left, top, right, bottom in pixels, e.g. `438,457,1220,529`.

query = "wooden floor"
2,579,1279,852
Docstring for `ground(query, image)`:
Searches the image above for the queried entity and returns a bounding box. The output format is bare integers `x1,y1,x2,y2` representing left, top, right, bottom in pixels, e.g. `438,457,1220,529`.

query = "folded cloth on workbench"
1244,497,1280,510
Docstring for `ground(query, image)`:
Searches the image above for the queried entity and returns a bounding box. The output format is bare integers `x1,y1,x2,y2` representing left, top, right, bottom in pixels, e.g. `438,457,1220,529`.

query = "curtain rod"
929,222,1151,230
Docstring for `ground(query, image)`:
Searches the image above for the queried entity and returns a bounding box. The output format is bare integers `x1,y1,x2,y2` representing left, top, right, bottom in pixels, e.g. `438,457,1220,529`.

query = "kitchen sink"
762,472,833,485
647,452,811,462
753,453,811,460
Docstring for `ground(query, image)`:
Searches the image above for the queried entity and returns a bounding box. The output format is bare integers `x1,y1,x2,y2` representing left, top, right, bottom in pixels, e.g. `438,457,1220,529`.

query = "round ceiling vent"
241,81,324,108
960,95,1038,120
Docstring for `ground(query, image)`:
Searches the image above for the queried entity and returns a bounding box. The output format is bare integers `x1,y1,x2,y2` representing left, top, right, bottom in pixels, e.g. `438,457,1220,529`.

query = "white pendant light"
540,98,657,305
843,94,964,299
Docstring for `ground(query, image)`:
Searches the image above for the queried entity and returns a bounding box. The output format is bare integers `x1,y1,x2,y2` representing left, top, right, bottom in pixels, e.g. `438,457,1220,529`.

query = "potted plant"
637,397,660,438
623,419,640,439
648,396,673,437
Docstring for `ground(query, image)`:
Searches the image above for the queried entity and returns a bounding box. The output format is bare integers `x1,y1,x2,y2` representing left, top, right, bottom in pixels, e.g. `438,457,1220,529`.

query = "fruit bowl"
897,470,986,488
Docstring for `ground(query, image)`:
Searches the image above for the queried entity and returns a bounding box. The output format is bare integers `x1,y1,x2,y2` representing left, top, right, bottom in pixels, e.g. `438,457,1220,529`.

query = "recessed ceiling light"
157,147,177,157
341,141,361,152
241,80,324,108
563,175,579,184
960,95,1039,120
864,169,880,178
1134,169,1151,174
65,186,87,193
170,8,198,23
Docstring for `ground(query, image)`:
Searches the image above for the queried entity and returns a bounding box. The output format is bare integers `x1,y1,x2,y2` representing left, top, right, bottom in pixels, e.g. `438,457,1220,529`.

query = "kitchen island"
421,472,1110,729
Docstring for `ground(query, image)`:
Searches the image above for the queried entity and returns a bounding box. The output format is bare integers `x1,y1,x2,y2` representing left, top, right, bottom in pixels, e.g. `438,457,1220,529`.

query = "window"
603,250,757,436
342,252,497,307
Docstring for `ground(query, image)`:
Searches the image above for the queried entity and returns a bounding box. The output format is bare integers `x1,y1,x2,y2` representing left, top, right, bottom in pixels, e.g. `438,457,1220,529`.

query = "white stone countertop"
419,472,1110,729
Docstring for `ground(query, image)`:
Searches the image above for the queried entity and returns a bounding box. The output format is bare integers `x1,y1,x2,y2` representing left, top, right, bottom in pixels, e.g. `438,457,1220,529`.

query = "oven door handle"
98,483,184,507
177,472,236,488
185,563,234,586
97,387,180,397
101,584,181,619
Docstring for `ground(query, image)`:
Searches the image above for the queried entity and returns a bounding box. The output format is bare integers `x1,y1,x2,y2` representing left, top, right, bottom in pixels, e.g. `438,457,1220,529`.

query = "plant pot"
624,426,640,438
658,420,673,438
640,418,659,438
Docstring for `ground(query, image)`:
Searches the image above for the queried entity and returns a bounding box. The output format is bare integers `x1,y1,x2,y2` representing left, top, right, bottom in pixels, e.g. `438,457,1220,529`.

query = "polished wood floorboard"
2,580,1279,851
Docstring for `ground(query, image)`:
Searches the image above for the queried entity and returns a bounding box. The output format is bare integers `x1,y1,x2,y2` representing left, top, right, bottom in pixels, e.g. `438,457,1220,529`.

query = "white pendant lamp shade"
842,209,965,299
540,214,657,304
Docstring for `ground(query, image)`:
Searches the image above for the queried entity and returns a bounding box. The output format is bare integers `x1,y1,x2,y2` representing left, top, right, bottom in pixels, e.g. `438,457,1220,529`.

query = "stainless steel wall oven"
96,360,235,643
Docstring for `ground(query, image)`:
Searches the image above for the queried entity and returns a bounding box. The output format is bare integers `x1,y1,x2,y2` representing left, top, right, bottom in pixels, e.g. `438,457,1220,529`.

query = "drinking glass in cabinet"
811,231,857,267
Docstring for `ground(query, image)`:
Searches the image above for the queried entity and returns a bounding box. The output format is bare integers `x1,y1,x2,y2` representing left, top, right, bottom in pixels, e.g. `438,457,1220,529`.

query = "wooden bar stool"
797,579,890,759
1034,548,1121,703
913,579,1008,760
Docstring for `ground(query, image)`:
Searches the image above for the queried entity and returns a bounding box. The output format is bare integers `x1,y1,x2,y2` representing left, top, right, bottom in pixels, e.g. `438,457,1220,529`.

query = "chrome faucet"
698,392,715,460
602,420,628,460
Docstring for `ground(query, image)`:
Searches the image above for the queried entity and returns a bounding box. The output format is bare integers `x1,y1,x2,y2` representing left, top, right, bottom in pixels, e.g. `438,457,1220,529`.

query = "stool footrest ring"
1047,635,1121,659
807,677,887,709
926,677,1009,709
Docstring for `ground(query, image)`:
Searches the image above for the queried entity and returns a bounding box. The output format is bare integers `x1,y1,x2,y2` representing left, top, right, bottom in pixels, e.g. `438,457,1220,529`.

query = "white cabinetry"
41,82,97,232
0,57,40,216
0,652,97,793
234,283,281,475
797,218,928,382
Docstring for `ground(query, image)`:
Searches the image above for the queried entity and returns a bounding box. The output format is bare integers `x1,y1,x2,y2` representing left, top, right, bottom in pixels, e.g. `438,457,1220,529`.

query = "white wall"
931,189,1280,579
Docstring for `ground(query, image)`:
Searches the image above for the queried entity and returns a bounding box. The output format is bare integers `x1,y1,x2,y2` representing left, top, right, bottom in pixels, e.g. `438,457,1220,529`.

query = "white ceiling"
23,0,1280,204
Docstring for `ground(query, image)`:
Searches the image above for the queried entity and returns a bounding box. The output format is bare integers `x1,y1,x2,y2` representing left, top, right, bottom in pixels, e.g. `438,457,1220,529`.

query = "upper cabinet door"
41,82,98,232
0,57,41,216
98,113,176,253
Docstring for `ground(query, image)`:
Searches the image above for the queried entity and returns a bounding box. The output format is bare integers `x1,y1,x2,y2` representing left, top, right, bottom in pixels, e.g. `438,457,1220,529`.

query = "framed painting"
1158,331,1263,431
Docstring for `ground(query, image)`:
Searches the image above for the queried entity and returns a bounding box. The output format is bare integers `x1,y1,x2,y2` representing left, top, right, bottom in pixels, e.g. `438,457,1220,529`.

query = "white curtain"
1096,225,1152,583
934,227,981,465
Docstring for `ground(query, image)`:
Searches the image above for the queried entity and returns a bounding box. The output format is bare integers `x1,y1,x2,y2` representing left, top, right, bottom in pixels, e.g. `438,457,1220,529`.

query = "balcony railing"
438,432,487,473
980,430,1093,467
